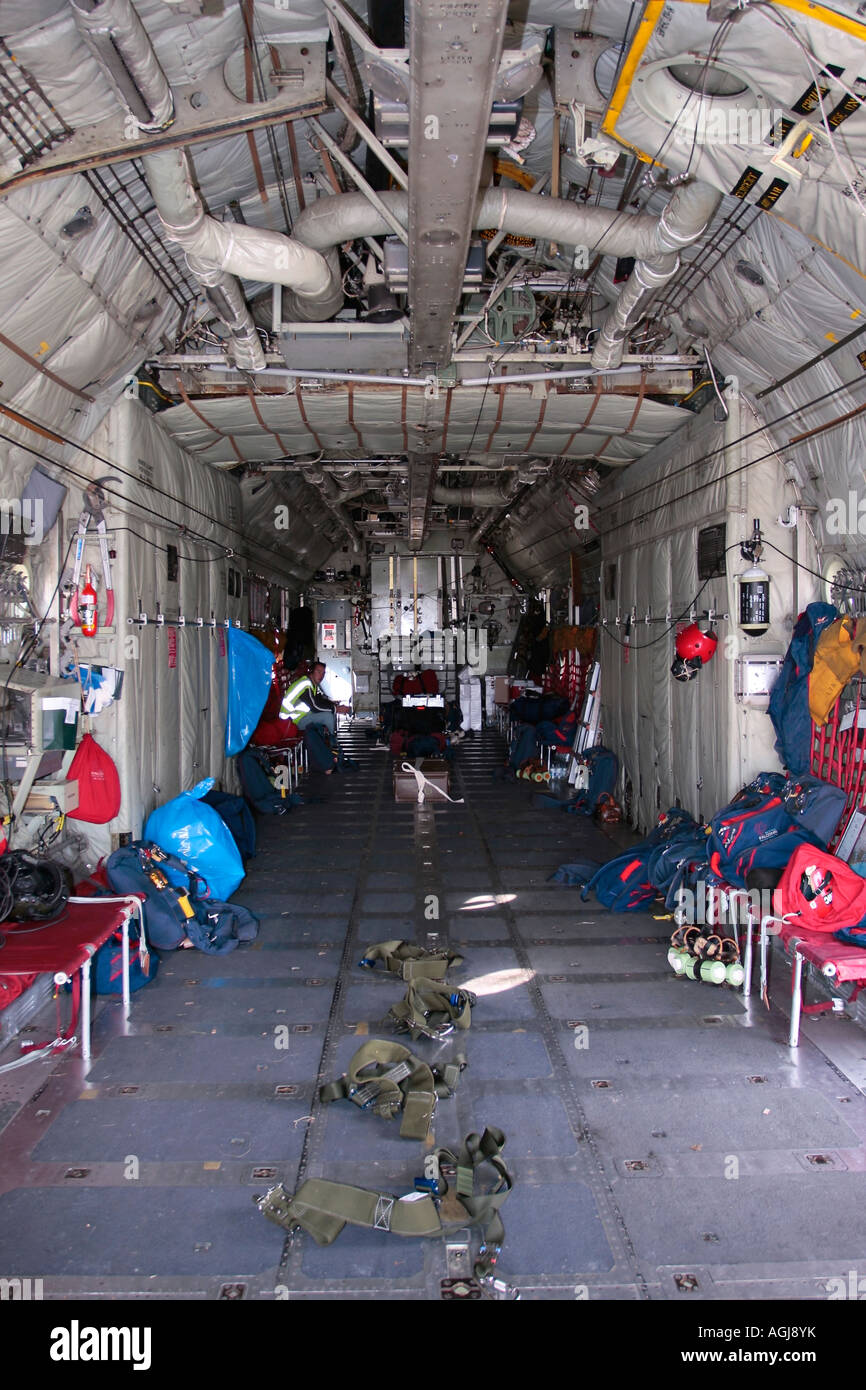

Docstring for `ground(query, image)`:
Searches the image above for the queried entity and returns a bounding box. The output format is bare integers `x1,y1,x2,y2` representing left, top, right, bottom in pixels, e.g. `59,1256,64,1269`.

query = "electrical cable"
598,575,716,650
593,370,866,523
752,2,866,220
0,426,296,581
703,345,729,418
761,537,866,595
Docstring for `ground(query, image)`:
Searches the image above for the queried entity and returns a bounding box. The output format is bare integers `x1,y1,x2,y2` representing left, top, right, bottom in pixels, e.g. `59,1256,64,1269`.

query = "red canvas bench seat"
756,914,866,1047
0,896,141,1066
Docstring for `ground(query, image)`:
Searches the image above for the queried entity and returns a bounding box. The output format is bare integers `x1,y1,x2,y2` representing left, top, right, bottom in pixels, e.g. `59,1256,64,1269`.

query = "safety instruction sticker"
756,177,789,210
167,628,177,670
730,166,761,199
791,64,844,116
827,80,866,129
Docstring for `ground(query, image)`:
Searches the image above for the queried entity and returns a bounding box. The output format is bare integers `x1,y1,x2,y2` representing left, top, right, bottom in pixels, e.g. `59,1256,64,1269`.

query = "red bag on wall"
66,733,121,824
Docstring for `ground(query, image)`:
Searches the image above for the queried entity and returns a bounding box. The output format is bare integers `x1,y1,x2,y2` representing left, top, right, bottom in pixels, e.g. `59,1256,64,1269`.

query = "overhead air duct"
69,0,174,131
432,477,520,508
284,183,721,358
70,0,341,369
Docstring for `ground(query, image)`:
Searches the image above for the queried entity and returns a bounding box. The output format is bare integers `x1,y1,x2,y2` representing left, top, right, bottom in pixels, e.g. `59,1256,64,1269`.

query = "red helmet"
675,623,718,664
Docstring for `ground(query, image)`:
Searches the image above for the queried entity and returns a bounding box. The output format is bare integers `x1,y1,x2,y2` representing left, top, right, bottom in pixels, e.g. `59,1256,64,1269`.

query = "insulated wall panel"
599,389,821,831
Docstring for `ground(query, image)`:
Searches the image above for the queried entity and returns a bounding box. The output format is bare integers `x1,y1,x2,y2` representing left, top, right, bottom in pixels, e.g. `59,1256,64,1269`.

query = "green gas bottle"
699,959,727,985
668,947,690,975
725,960,745,987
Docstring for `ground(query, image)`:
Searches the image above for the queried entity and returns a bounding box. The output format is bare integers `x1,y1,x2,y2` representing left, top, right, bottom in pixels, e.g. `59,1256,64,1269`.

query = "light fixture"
734,260,765,287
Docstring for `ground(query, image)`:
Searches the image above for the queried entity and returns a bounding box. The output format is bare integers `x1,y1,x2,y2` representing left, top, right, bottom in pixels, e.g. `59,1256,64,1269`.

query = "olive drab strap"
318,1039,466,1140
358,938,464,981
389,978,476,1041
254,1127,512,1279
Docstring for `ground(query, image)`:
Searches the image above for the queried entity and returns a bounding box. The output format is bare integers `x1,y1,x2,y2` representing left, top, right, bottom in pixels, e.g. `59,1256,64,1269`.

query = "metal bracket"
0,44,328,194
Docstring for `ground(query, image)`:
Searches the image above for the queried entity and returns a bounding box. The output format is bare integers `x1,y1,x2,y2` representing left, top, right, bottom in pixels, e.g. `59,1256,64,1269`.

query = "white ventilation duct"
432,478,519,507
71,0,340,368
69,0,174,130
285,183,721,357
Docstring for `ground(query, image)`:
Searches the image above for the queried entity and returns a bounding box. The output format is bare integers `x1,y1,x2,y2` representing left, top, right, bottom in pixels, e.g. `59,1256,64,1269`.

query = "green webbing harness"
255,1126,512,1278
390,979,476,1041
358,939,464,981
318,1039,466,1140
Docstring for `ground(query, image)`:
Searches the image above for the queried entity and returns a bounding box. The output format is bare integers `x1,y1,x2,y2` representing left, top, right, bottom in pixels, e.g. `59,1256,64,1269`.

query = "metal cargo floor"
1,730,865,1301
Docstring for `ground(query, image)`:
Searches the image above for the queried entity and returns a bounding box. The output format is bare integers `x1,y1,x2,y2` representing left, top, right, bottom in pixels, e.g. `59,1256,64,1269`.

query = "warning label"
730,166,762,199
757,177,789,210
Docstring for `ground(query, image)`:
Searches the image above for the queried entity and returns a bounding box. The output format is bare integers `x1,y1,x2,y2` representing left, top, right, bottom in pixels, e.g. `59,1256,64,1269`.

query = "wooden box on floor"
393,759,451,803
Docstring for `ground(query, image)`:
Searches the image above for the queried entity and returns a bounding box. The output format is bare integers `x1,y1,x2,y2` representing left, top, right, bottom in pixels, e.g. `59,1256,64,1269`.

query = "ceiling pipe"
69,0,341,364
69,0,174,130
296,465,362,551
285,184,721,345
592,180,722,370
432,478,519,507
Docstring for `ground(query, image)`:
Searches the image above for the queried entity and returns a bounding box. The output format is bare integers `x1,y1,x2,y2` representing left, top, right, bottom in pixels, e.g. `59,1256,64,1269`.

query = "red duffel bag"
66,733,121,824
773,843,866,931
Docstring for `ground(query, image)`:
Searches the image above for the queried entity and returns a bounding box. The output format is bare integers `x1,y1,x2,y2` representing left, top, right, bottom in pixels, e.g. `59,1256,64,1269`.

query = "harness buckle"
381,1060,412,1085
374,1195,395,1231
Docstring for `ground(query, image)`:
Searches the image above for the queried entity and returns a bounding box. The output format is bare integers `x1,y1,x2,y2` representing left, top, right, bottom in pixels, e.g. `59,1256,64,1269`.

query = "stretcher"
0,895,142,1065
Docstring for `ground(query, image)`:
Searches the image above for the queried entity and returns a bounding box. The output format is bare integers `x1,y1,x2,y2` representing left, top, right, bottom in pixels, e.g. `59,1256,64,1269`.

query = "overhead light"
734,260,765,287
60,205,96,240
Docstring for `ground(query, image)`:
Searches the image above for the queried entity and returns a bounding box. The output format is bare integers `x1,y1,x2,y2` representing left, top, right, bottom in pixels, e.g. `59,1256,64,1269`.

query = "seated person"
280,659,350,738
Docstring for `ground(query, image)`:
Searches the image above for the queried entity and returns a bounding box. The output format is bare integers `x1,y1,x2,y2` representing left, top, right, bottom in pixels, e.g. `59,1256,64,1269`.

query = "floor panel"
1,728,865,1301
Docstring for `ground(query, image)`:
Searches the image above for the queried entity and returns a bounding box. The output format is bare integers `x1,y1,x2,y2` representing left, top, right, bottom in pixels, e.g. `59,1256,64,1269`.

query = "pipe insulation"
141,149,340,310
283,182,722,354
432,481,519,507
69,0,174,131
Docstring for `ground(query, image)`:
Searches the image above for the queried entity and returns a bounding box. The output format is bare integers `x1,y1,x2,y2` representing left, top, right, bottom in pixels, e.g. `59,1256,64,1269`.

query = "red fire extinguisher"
79,564,98,637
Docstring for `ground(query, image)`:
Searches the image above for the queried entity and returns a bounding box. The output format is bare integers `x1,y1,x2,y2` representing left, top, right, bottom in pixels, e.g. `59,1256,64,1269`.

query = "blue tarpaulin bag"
225,628,274,756
144,778,244,901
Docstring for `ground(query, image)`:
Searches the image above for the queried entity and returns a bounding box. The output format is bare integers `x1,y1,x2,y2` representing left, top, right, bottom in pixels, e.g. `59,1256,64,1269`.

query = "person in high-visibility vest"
279,661,349,738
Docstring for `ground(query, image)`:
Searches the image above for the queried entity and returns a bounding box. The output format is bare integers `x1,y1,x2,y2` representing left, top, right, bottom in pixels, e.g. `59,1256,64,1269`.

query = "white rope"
400,762,465,805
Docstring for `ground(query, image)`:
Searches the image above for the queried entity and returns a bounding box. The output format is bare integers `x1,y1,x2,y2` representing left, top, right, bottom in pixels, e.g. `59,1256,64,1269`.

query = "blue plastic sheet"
144,778,244,901
225,628,274,756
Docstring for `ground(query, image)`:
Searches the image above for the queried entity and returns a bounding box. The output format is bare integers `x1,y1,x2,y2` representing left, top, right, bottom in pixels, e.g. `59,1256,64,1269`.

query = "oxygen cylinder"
79,564,98,637
668,947,690,975
724,960,745,987
699,959,727,985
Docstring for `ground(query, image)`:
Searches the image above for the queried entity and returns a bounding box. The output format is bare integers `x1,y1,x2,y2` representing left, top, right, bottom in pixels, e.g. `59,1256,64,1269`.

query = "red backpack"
66,733,121,824
773,844,866,932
